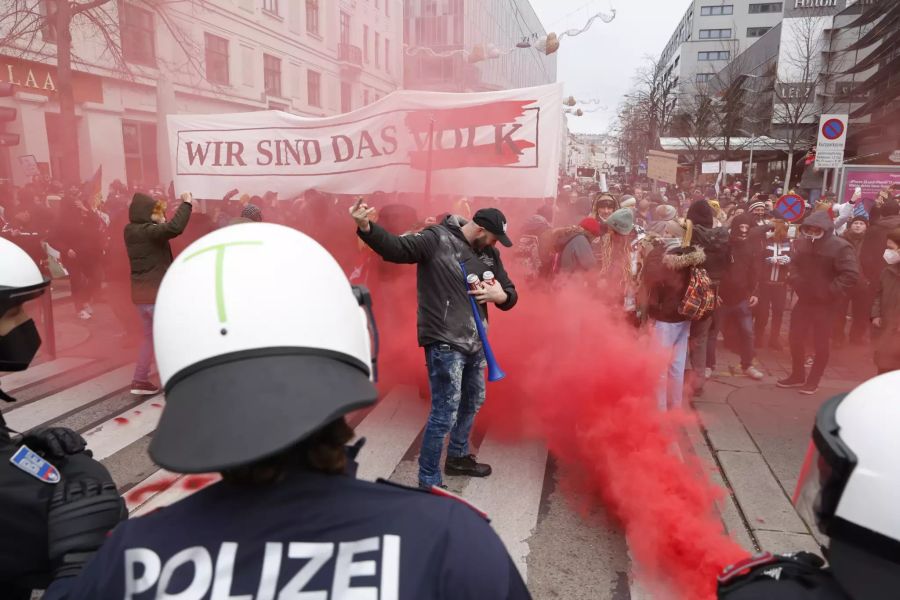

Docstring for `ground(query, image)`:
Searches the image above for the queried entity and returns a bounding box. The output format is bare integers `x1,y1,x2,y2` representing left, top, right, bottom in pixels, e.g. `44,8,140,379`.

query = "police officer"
717,371,900,599
44,223,530,599
0,236,123,599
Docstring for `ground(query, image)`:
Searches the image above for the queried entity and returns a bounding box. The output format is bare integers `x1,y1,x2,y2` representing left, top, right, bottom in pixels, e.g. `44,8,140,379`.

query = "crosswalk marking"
83,396,165,461
463,438,548,579
354,385,429,482
0,357,94,393
3,364,135,431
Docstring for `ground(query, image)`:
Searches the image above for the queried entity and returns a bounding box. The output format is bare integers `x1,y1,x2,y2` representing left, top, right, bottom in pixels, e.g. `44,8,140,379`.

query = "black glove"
48,478,127,579
23,427,88,459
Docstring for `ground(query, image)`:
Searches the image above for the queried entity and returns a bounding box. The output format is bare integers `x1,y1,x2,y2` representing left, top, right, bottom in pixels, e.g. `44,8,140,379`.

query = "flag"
86,165,102,208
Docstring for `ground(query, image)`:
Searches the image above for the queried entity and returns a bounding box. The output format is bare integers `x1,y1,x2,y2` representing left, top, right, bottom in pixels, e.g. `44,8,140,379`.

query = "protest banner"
168,83,563,199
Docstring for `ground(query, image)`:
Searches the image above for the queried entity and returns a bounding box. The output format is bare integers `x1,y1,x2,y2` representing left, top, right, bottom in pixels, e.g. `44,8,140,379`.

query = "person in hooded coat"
777,211,860,395
123,192,193,395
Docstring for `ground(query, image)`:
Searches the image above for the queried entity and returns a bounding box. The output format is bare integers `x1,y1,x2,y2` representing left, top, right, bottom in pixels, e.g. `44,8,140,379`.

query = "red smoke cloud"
349,196,748,598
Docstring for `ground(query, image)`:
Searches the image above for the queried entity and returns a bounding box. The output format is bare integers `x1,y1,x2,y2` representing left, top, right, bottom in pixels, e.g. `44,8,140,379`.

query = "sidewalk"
692,339,876,555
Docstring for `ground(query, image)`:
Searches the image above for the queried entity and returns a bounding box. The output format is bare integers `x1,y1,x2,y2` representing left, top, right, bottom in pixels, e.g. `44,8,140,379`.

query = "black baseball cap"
472,208,512,247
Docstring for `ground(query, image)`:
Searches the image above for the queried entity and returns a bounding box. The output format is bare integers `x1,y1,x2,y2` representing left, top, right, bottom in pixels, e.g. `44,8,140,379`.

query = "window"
204,33,229,85
698,50,730,61
122,120,158,188
364,89,369,105
121,3,156,65
306,0,319,35
41,0,58,43
264,54,281,96
699,28,732,39
341,81,352,113
700,5,733,15
749,2,782,13
374,32,380,67
363,25,369,62
385,38,390,73
746,26,772,37
307,69,321,107
262,0,279,15
340,11,350,45
696,73,715,83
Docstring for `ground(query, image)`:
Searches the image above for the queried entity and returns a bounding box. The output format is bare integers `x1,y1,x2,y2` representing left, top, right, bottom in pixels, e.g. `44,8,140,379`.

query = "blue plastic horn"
459,262,506,382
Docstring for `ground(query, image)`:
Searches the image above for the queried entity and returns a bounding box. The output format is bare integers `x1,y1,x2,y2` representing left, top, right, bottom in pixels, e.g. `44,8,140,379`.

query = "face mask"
884,249,900,265
0,318,42,372
803,230,824,241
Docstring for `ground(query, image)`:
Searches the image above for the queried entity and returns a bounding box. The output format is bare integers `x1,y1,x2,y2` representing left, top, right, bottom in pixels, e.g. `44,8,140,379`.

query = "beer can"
482,271,495,286
466,273,482,291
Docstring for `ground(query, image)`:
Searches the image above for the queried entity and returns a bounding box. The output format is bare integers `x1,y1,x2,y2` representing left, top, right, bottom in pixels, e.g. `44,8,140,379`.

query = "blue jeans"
418,343,486,487
719,300,755,369
654,320,691,411
133,304,155,382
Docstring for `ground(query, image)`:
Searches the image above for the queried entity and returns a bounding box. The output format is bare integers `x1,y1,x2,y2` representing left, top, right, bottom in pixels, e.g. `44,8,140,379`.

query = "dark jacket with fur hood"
643,242,706,322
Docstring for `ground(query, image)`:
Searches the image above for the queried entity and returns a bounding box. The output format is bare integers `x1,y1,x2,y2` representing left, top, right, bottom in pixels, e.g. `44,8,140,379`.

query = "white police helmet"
149,223,377,473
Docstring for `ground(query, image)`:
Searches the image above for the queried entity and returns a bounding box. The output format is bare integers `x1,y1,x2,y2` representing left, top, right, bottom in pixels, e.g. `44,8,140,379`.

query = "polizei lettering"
124,535,401,599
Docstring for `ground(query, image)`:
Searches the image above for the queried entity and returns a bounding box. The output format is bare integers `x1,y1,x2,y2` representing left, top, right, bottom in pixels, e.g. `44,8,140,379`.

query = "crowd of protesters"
519,175,900,409
2,169,898,406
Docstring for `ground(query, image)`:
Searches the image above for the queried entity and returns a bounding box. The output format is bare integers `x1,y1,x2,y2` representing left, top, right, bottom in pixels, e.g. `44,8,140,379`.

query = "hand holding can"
482,271,495,287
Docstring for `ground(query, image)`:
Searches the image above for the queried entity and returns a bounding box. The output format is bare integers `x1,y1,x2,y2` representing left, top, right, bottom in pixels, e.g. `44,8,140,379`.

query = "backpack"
677,219,717,320
678,265,716,320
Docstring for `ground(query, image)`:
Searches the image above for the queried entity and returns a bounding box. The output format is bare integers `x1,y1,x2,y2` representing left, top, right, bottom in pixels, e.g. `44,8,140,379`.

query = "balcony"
338,43,363,75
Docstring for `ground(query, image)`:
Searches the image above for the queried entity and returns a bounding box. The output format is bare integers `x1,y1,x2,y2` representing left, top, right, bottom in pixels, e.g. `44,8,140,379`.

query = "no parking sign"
775,193,806,222
815,114,848,169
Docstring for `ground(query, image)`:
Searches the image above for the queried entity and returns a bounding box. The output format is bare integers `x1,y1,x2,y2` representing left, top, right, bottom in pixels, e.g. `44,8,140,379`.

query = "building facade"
403,0,556,92
568,133,620,176
660,0,785,90
0,0,403,187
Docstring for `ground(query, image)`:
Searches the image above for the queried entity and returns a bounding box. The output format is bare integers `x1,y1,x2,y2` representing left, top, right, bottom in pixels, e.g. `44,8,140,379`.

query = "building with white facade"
659,0,785,90
567,133,619,176
0,0,403,187
403,0,556,92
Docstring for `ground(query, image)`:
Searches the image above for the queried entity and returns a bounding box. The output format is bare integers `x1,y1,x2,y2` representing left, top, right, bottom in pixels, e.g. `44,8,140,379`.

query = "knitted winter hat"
240,203,263,222
748,201,766,212
606,208,634,235
619,195,637,209
655,204,677,221
579,217,602,237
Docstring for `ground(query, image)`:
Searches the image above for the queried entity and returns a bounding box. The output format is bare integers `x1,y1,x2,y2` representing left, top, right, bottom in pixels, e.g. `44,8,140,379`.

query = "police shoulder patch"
10,444,61,484
375,478,490,521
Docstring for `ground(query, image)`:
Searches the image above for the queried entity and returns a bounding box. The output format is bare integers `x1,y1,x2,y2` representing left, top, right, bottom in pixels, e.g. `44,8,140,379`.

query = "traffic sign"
775,193,806,222
822,118,844,140
815,113,848,169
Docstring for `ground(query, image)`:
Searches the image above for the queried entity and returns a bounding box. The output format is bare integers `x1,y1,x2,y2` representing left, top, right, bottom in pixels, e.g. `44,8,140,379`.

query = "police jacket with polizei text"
44,470,531,600
358,216,518,354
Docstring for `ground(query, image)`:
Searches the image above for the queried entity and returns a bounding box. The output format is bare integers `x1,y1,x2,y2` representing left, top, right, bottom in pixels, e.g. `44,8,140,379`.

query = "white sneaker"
84,303,94,315
744,366,764,380
77,309,92,320
704,367,712,379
